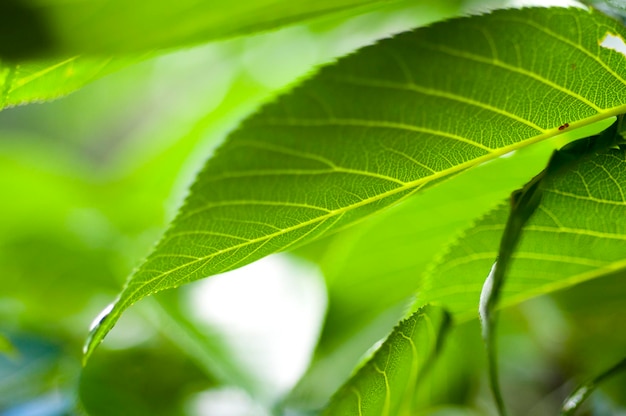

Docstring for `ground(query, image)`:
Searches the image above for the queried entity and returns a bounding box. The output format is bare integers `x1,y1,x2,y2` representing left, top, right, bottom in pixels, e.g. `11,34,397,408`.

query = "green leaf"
83,7,626,363
421,142,626,319
0,0,428,59
320,124,608,345
561,357,626,416
322,305,451,416
0,1,460,110
285,125,591,410
0,334,17,359
550,271,626,408
0,56,140,110
285,119,614,411
477,121,624,416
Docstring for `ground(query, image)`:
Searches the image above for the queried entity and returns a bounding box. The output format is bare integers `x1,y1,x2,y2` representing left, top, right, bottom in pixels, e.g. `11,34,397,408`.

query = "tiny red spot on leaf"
558,123,570,131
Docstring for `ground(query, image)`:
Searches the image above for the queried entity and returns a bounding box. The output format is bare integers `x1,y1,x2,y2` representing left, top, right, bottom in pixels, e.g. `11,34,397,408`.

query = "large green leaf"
421,141,626,319
0,0,438,59
84,7,626,362
322,305,450,416
285,119,614,411
315,123,610,348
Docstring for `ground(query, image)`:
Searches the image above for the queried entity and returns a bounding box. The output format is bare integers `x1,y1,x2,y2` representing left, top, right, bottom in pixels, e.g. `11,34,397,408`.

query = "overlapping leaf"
0,1,461,110
84,7,626,362
285,123,614,409
0,0,418,59
323,305,450,416
421,142,626,319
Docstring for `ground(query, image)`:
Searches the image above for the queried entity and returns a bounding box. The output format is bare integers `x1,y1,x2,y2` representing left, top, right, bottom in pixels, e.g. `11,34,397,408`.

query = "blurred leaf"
0,334,64,410
561,357,626,416
411,320,483,412
84,7,626,363
0,56,143,110
553,270,626,364
548,270,626,408
422,142,626,319
0,0,450,59
0,0,461,112
143,294,262,398
583,1,626,24
323,306,450,416
79,344,213,416
0,333,17,359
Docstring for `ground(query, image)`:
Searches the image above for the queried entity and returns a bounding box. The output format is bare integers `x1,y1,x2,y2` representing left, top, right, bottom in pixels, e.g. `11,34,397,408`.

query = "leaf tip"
82,299,120,366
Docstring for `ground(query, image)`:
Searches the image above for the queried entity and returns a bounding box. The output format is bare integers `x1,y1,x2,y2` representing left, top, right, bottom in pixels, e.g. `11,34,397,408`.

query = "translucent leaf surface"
322,306,450,416
84,7,626,362
0,1,461,109
0,0,430,59
0,57,138,109
285,121,614,410
422,142,626,319
314,122,610,349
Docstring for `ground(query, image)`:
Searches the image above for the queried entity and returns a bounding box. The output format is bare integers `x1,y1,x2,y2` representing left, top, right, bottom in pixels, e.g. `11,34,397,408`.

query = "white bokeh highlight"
185,253,327,400
600,33,626,57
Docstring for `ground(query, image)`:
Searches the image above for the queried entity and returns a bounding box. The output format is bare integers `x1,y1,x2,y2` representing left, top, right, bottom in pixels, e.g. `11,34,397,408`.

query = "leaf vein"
260,117,494,151
329,75,546,132
494,15,626,87
417,40,603,112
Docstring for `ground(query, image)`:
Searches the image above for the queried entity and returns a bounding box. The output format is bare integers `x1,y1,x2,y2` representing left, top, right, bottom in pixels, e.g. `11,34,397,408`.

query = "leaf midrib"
125,106,626,305
11,57,79,91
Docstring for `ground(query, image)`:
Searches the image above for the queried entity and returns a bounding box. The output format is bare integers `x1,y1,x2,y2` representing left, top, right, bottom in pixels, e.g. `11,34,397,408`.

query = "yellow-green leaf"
1,0,426,59
0,56,137,109
422,141,626,319
84,7,626,363
323,305,450,416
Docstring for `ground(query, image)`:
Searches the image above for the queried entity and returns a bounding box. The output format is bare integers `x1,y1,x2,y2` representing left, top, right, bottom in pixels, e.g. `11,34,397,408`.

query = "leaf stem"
479,119,623,416
561,357,626,416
